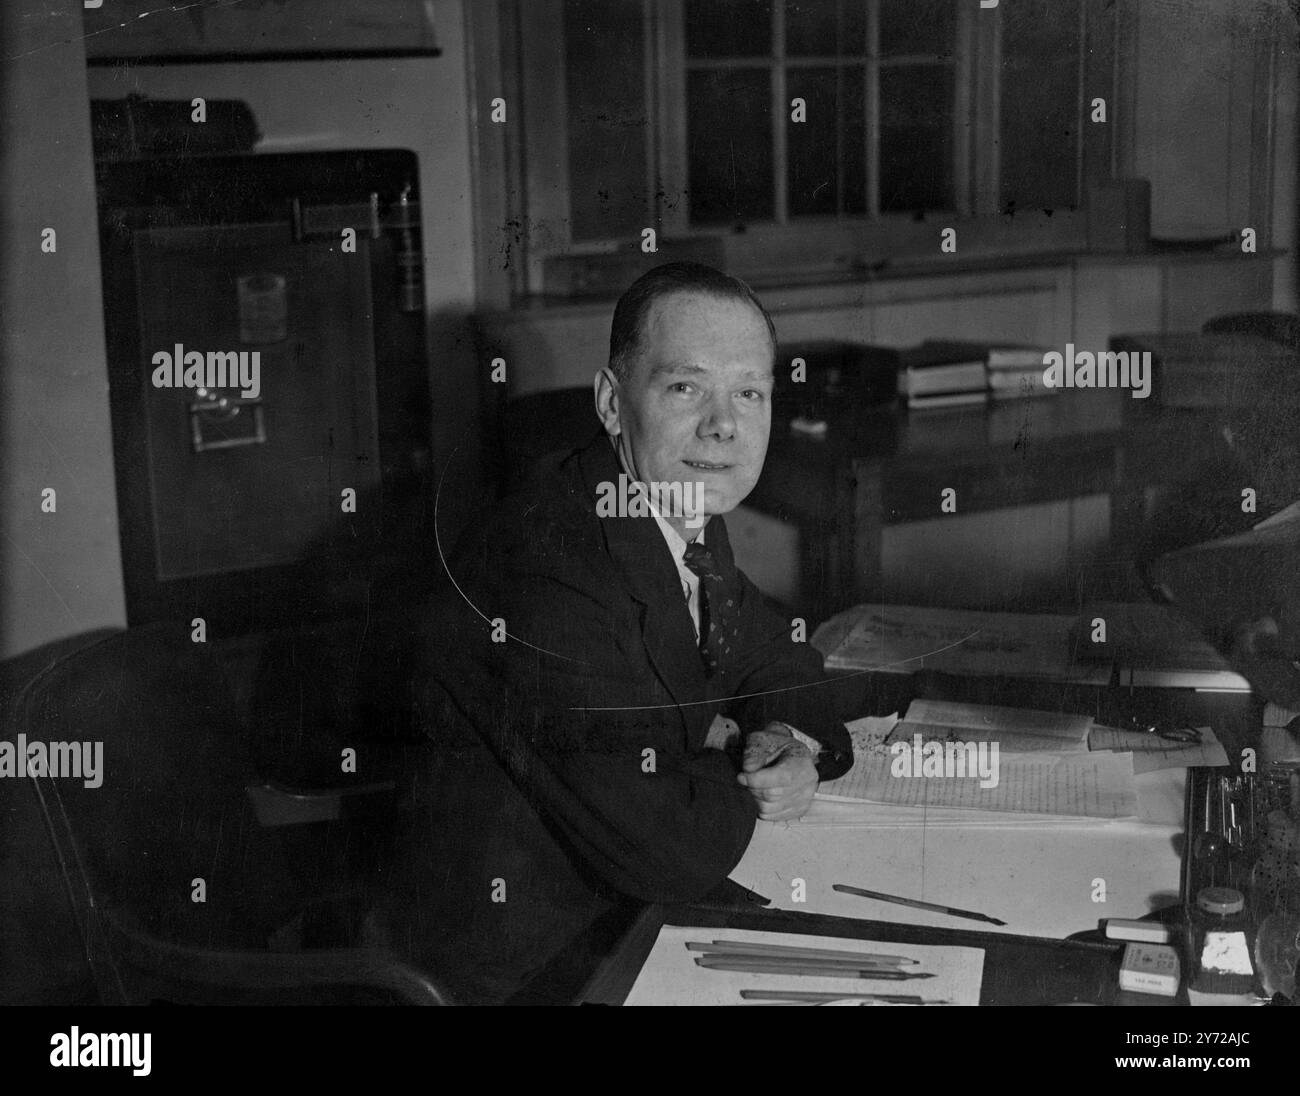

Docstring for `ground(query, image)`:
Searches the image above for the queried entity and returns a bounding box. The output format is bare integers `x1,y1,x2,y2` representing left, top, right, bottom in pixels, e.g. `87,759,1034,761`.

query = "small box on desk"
1119,942,1181,997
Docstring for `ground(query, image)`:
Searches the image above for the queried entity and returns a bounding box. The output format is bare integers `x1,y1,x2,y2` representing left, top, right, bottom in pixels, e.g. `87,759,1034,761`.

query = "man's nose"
697,393,736,439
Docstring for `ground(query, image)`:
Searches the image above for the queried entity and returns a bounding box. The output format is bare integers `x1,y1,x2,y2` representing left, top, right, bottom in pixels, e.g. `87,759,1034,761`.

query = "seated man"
376,262,852,1004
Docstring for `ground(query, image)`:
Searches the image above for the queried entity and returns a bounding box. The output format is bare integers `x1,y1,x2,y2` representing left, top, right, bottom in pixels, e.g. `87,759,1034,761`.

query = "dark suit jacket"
374,431,851,1003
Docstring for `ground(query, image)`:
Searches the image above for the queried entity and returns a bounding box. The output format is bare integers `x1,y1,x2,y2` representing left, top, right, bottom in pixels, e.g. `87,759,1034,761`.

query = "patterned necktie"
682,541,739,675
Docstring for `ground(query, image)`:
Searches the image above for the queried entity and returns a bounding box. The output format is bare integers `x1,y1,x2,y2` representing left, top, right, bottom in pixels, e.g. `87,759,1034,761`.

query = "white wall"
0,0,128,659
1124,0,1295,255
1272,15,1298,313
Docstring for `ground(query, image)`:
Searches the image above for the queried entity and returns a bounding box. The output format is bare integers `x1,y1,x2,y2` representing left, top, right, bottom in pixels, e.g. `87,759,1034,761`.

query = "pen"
832,883,1007,926
694,958,935,979
685,940,918,965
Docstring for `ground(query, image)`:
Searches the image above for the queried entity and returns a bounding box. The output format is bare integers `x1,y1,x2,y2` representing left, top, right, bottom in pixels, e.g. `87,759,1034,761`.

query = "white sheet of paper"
729,767,1188,938
817,603,1112,685
819,748,1137,819
902,699,1093,746
818,715,1138,819
1088,723,1230,773
622,925,984,1006
803,761,1184,829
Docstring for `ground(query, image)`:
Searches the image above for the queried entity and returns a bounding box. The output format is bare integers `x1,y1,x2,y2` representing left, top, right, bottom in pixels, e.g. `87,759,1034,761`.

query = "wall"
0,0,128,660
1272,13,1299,312
1119,0,1296,298
1121,0,1261,239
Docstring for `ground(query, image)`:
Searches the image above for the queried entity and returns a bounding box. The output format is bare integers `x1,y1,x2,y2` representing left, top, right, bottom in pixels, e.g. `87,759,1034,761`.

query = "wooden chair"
5,623,453,1005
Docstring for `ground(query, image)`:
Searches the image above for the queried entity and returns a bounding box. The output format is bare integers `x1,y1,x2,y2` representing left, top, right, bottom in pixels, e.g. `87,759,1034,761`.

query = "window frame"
667,0,975,227
479,0,1111,302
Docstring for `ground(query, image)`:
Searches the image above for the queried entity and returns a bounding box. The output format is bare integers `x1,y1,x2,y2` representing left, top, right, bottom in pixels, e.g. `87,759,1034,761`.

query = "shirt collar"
608,436,705,559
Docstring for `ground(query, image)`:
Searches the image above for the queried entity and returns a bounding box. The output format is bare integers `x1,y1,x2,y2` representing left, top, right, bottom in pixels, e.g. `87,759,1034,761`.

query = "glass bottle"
1188,886,1258,995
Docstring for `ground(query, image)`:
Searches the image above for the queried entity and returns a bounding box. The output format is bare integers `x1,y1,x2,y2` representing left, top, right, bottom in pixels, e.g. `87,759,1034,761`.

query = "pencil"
685,940,918,965
694,957,935,979
832,883,1007,926
739,990,947,1004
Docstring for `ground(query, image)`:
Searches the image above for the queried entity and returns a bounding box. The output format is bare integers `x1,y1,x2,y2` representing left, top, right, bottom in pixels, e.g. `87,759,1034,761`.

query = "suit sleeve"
431,535,757,905
725,573,854,781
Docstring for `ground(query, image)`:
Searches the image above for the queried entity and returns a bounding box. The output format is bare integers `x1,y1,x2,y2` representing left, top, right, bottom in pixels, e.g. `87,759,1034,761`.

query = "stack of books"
986,345,1055,400
896,341,989,411
897,341,1054,410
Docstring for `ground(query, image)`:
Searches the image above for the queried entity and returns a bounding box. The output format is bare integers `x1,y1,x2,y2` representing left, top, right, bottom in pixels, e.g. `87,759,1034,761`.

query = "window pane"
787,65,866,217
687,68,774,223
785,0,867,57
685,0,773,58
879,0,956,57
564,0,648,241
1000,0,1081,211
879,64,953,212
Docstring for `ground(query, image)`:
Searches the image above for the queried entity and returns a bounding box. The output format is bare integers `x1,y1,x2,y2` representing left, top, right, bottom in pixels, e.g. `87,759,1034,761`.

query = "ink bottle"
1188,886,1259,995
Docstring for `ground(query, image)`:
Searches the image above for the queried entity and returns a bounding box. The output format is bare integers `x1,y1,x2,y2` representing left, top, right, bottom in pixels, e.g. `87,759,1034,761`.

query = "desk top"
727,768,1186,939
580,902,1141,1006
754,390,1215,490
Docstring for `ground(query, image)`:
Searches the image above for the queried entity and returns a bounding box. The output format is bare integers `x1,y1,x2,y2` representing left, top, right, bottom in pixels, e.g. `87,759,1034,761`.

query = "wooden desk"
577,685,1261,1005
579,902,1162,1006
745,392,1227,623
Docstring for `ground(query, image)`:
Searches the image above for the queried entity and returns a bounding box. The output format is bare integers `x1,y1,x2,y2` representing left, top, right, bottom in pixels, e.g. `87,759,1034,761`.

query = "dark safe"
96,150,433,632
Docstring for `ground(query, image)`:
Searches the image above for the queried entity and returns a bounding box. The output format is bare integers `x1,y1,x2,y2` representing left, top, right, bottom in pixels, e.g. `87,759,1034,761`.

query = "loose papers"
1087,723,1229,774
815,603,1112,684
814,702,1139,822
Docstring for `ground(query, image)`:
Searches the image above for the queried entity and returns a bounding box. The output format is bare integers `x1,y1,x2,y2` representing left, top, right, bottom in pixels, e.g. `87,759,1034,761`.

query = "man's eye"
740,389,767,401
670,382,695,394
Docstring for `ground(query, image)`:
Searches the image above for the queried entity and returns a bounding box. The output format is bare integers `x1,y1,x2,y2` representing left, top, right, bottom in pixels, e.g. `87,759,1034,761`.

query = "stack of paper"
814,704,1137,823
814,603,1112,685
807,700,1225,827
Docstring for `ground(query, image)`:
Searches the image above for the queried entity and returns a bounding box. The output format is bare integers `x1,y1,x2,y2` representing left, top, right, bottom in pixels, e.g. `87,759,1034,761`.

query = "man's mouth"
684,460,731,472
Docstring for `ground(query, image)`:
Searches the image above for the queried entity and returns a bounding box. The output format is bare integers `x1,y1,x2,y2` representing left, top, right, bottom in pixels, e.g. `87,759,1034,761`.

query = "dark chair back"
4,623,452,1004
1201,311,1300,350
500,386,601,492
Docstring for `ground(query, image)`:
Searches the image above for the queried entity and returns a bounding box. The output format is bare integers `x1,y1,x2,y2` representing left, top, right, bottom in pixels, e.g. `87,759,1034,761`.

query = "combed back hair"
607,261,777,382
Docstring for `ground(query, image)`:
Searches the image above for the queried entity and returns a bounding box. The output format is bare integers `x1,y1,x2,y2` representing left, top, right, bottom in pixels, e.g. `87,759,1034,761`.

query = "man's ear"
594,367,621,435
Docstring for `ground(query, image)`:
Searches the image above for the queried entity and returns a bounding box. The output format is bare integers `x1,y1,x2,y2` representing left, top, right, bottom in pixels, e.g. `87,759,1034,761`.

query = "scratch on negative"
5,0,246,63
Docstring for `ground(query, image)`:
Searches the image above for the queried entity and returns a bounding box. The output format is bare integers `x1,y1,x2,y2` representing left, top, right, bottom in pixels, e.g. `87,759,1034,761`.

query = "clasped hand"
736,723,818,823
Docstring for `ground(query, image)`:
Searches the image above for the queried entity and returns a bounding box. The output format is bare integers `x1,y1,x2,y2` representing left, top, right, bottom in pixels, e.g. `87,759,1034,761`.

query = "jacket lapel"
573,435,711,724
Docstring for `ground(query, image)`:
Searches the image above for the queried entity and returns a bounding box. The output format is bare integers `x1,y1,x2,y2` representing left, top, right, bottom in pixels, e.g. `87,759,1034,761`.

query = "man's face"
600,291,774,530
